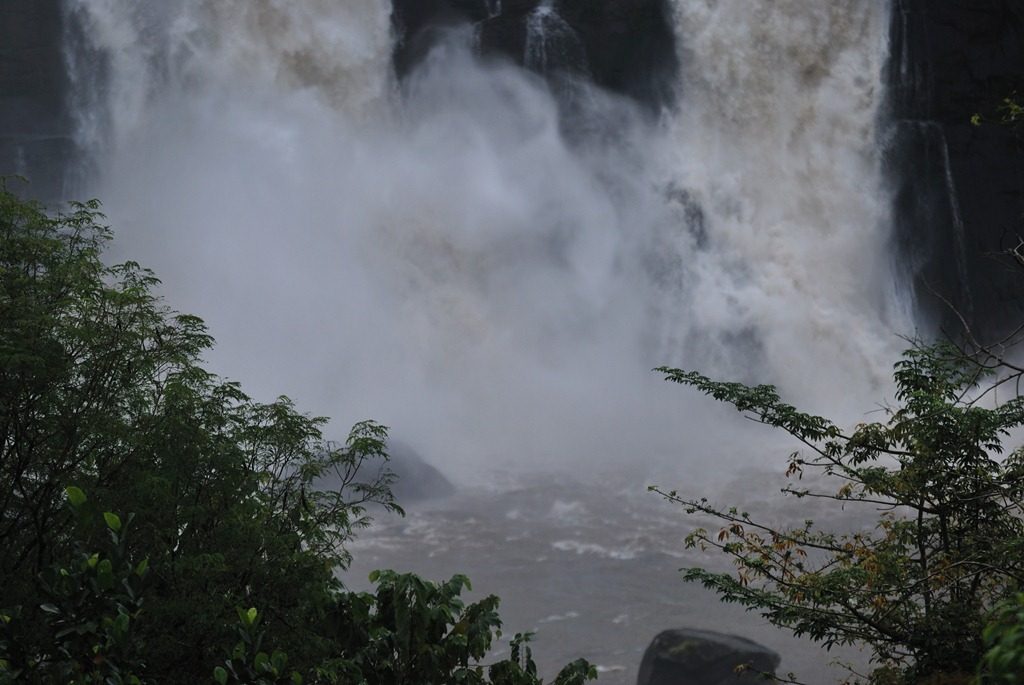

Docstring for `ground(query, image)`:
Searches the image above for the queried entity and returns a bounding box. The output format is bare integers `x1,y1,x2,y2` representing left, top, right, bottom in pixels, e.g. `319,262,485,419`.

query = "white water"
524,1,586,76
61,0,909,482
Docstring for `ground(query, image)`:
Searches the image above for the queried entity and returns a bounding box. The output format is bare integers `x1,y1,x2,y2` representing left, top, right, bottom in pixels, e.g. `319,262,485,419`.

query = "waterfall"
654,1,905,395
62,0,395,150
59,0,907,476
523,2,587,76
937,127,973,317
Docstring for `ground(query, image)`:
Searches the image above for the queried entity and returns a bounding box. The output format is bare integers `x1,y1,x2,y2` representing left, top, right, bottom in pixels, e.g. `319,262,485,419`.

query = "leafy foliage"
1,489,150,684
214,607,303,685
0,181,403,680
981,593,1024,684
970,93,1023,131
0,183,593,684
654,342,1024,683
316,570,596,685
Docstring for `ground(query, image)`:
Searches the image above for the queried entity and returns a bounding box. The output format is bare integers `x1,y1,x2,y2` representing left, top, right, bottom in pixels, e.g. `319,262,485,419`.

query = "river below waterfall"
346,470,870,683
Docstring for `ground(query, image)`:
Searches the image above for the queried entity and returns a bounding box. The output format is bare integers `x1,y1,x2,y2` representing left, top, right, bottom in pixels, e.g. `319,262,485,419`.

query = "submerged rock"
636,629,780,685
385,441,456,503
315,441,454,506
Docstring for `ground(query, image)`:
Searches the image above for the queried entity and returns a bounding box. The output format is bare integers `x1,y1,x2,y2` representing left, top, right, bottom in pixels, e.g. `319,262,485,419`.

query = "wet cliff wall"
390,0,679,111
0,0,74,200
889,0,1024,336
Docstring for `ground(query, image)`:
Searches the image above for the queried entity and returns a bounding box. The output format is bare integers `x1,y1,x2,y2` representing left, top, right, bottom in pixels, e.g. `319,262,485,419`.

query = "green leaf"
103,511,122,532
39,603,60,615
65,486,87,507
239,606,258,627
213,666,228,685
97,558,115,590
114,612,130,636
134,557,149,577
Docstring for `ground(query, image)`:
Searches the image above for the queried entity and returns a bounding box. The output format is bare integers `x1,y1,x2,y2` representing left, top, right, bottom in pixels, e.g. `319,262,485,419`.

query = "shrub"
654,342,1024,683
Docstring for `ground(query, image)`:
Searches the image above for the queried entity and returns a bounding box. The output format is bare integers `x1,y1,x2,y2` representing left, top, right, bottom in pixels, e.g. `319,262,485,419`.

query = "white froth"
62,0,906,482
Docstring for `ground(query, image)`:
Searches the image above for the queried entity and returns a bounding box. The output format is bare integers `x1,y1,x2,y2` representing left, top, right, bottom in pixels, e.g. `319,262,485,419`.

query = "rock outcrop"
385,441,456,503
313,440,454,506
636,628,781,685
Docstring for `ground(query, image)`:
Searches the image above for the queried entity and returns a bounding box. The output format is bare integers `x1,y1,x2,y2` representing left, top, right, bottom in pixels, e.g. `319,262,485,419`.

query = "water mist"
62,0,907,484
58,0,908,680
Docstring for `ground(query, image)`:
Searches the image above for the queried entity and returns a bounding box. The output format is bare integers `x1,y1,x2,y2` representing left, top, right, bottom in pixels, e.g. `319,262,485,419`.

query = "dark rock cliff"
0,0,75,201
888,0,1024,337
390,0,679,111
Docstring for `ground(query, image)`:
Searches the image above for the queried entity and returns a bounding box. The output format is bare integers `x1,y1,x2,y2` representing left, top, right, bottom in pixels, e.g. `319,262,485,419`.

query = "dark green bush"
0,182,593,684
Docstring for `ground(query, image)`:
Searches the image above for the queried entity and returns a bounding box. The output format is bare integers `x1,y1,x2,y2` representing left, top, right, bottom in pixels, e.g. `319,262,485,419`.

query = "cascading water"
656,2,907,397
523,2,587,76
58,2,904,677
61,0,906,466
937,127,973,318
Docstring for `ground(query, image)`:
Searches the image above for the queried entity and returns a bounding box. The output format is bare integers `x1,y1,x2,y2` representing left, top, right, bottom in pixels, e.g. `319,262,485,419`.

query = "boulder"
385,441,456,503
636,629,781,685
313,441,454,506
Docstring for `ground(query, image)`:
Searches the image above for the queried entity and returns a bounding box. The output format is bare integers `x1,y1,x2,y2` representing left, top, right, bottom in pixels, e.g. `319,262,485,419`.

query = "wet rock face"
555,0,678,105
636,629,781,685
390,0,679,111
889,0,1024,336
0,0,75,201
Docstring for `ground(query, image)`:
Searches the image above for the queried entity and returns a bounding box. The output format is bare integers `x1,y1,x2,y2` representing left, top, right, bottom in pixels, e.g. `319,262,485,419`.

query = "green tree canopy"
0,182,401,680
654,342,1024,684
0,182,594,685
